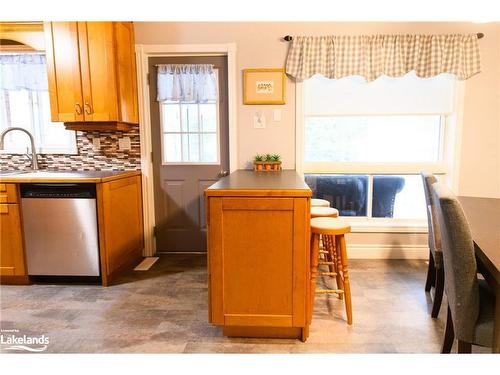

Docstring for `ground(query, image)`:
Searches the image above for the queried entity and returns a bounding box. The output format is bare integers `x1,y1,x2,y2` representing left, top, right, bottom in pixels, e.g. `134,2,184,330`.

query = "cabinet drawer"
0,184,18,203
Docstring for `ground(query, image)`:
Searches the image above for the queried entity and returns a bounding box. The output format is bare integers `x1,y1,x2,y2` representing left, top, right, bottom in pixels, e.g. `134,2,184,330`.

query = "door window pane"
373,175,426,219
305,174,368,216
304,115,442,163
164,133,181,162
161,103,181,132
200,104,217,132
181,104,199,132
188,133,200,162
201,133,217,162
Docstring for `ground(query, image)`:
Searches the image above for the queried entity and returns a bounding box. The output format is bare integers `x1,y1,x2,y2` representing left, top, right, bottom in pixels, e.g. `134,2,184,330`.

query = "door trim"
135,43,238,256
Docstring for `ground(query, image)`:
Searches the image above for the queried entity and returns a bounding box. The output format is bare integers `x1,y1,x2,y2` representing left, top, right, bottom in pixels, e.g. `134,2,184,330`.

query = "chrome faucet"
0,127,39,170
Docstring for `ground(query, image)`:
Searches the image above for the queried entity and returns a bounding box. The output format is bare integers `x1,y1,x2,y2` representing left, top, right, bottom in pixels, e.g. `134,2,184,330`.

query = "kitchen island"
0,170,143,286
205,170,312,341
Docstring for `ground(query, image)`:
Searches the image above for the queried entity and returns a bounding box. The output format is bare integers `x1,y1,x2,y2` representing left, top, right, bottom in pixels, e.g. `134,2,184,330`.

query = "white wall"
135,21,500,199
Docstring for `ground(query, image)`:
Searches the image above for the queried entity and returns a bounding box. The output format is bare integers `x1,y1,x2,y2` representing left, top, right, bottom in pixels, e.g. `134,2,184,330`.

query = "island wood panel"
222,198,294,326
97,175,144,286
207,189,311,339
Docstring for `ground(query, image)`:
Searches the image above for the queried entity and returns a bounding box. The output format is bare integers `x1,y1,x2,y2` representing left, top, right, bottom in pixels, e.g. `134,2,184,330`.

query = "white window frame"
0,89,77,155
295,77,466,232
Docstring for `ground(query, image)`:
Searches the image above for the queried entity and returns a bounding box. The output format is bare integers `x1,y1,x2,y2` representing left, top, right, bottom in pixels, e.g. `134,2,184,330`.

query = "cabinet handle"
75,103,83,115
84,102,93,115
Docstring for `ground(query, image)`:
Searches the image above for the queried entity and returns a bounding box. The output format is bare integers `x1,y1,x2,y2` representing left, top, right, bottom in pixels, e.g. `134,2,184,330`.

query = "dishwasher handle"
20,183,97,199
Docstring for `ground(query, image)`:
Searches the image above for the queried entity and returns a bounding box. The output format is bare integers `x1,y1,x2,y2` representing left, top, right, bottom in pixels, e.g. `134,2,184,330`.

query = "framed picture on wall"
243,68,286,105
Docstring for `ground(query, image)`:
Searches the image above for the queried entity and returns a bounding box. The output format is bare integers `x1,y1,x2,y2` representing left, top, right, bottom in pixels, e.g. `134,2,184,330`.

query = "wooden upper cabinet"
44,22,139,131
44,22,84,123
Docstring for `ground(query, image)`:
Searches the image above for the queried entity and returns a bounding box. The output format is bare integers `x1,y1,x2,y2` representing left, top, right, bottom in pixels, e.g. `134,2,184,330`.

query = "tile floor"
0,254,489,353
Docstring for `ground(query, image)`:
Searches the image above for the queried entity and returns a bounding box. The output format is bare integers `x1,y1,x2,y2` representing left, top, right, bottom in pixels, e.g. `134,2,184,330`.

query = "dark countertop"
458,196,500,283
205,170,311,197
0,170,141,184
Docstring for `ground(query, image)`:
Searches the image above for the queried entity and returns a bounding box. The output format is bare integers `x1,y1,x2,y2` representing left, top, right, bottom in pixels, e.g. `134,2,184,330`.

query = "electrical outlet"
118,137,131,151
92,137,101,149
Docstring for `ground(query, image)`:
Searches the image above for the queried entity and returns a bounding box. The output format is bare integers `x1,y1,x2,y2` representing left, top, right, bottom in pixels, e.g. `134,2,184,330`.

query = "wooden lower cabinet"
0,203,27,278
97,175,144,286
207,195,311,341
0,174,144,286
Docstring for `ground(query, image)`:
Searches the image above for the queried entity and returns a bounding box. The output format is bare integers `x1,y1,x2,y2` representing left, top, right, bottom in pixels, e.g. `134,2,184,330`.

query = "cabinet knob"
75,103,83,115
84,102,93,115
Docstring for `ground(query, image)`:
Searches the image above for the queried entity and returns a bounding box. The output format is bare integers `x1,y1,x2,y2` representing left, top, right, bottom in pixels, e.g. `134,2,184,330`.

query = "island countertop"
205,170,311,197
0,170,141,184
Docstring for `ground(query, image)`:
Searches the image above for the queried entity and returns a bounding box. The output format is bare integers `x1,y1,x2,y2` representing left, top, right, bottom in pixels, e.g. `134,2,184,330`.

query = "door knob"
218,170,229,178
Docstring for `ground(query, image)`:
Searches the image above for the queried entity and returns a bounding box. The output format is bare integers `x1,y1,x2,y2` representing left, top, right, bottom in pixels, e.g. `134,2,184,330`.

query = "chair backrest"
421,172,441,253
431,183,479,342
372,176,405,217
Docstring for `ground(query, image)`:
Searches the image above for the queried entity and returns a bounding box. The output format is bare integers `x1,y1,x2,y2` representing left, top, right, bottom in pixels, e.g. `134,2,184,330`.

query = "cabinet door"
208,197,308,327
44,22,84,122
0,204,26,276
114,22,139,124
78,22,119,122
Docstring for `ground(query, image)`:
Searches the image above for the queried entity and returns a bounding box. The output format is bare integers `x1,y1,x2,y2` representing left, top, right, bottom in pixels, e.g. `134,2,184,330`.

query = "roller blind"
303,71,457,115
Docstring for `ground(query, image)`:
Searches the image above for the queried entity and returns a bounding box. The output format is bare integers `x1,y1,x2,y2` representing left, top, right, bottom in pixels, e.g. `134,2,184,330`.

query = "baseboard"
346,244,429,259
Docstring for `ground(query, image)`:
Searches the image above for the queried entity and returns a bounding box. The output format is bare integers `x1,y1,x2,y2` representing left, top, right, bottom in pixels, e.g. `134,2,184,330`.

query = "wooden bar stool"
311,206,339,218
311,198,330,207
310,206,339,278
310,217,353,325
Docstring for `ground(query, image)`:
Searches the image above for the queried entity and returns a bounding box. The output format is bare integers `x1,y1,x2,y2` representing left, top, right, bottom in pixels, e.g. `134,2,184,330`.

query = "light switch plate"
273,109,282,122
118,137,131,151
92,137,101,149
253,113,266,129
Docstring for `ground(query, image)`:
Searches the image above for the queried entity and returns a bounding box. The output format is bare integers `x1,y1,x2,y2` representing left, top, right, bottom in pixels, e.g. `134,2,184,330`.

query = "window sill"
334,217,428,233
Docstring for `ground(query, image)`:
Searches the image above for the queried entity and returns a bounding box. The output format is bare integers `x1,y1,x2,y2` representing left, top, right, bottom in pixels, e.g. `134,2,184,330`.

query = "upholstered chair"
432,183,495,353
421,172,444,318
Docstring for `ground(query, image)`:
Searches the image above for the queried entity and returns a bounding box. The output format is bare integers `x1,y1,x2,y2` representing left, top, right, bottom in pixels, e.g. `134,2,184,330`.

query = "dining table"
458,196,500,353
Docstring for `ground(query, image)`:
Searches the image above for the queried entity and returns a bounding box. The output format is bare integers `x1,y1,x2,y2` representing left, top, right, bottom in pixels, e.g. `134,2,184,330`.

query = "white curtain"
156,64,217,103
0,54,48,91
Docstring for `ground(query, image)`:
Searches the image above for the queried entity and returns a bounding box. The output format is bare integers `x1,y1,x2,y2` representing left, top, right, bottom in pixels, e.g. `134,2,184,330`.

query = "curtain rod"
283,33,484,41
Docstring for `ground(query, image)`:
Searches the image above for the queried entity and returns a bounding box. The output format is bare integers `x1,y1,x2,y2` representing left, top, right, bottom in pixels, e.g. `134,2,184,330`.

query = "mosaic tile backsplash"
0,129,141,171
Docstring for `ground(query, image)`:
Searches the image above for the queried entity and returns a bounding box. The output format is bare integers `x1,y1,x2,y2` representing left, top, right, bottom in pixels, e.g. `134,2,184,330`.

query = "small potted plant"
264,154,273,171
270,154,282,171
254,154,264,171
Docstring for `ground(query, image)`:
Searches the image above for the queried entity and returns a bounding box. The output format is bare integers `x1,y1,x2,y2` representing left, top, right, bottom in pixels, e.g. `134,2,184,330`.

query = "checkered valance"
285,34,481,81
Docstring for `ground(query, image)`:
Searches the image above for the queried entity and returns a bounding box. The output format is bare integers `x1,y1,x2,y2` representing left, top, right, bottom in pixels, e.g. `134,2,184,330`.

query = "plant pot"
265,164,271,171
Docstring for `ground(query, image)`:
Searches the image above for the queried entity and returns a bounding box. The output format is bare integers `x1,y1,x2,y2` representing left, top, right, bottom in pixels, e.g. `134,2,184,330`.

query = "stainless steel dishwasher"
20,183,100,276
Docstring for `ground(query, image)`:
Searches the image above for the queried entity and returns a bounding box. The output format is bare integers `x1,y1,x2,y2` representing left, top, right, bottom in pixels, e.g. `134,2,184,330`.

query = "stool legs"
311,231,353,325
337,234,353,325
310,233,320,319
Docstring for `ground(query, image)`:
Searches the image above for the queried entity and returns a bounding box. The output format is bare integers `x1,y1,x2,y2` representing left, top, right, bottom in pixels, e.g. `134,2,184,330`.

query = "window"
0,54,76,154
160,101,219,164
299,72,461,222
